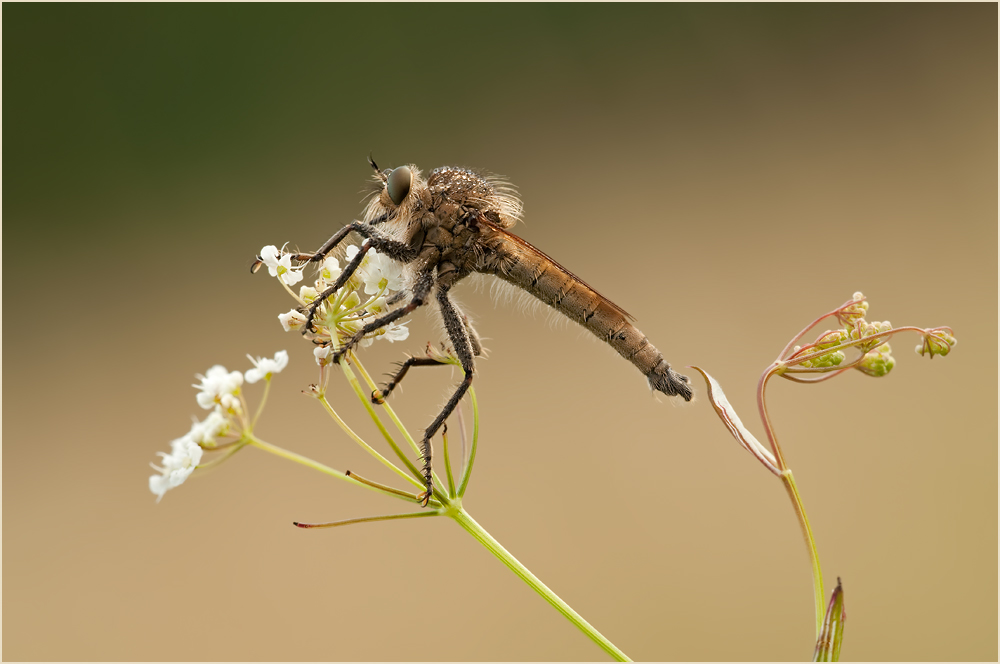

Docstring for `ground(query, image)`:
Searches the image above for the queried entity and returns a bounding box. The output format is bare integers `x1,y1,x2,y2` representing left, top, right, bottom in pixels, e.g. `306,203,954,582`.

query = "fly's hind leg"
417,285,477,506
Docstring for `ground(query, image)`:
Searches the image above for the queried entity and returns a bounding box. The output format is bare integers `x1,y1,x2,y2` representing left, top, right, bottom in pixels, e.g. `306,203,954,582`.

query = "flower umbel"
150,352,288,501
151,237,637,662
258,243,410,365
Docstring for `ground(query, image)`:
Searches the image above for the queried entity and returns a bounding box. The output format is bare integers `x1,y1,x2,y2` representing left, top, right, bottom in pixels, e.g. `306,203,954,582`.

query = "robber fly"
255,157,692,504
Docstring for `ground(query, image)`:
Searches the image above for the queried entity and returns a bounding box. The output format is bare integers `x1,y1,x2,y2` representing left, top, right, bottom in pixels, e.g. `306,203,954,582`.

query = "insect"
256,157,692,504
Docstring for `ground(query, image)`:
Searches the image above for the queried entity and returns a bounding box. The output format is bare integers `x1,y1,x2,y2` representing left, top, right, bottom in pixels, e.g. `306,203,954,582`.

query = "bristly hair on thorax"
361,164,523,240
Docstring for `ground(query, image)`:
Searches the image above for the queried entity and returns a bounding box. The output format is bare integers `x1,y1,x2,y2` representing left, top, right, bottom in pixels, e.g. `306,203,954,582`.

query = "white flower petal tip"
245,350,290,383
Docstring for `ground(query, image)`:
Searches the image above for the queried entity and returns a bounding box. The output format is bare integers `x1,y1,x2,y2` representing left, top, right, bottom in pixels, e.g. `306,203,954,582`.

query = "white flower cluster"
262,243,410,365
149,351,288,501
149,437,204,503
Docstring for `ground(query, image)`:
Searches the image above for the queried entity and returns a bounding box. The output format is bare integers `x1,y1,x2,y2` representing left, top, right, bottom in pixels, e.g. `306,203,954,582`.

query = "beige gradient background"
3,4,996,661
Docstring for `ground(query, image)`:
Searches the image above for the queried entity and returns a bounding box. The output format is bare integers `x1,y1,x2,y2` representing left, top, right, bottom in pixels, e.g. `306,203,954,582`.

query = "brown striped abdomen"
483,238,692,400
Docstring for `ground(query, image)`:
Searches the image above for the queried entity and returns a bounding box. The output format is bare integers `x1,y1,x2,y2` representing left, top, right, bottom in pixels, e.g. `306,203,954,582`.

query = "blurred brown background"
3,4,996,661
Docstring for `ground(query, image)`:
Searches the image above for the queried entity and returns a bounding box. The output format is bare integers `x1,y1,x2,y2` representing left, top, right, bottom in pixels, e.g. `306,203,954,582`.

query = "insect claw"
250,257,264,274
371,390,385,405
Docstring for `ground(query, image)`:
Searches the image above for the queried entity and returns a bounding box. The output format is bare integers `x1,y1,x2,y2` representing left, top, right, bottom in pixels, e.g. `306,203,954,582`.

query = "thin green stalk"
450,507,631,662
296,511,439,529
339,358,431,488
442,427,457,498
246,435,416,505
250,377,272,430
782,469,825,636
457,386,480,498
194,440,247,470
350,356,448,493
317,393,424,491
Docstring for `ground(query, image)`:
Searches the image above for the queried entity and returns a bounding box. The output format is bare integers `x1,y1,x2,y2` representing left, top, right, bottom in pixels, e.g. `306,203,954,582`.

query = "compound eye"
386,166,412,206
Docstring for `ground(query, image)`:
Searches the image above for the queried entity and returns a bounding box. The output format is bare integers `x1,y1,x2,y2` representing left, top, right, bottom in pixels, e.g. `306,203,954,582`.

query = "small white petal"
279,309,308,332
281,268,304,286
313,345,331,366
245,351,290,384
383,322,409,343
320,257,341,282
260,245,281,276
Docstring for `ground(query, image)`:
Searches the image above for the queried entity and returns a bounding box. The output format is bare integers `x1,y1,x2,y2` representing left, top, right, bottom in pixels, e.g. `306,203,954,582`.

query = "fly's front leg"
462,314,484,357
330,270,435,364
303,227,419,334
309,213,391,263
417,285,477,505
304,238,372,333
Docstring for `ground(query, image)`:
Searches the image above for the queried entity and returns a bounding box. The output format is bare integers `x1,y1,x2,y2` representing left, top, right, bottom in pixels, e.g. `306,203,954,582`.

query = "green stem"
442,427,457,498
317,393,423,491
246,435,417,505
349,356,448,493
339,358,430,488
250,377,272,431
782,469,825,636
450,507,631,662
457,386,480,498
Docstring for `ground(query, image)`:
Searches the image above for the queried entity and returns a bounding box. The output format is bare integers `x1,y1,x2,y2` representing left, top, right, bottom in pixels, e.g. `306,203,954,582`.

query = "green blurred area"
4,3,956,229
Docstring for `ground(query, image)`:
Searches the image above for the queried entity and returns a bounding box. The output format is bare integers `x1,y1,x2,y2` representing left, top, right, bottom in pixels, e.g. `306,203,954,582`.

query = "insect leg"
371,307,481,403
372,354,449,404
330,270,435,363
417,285,477,504
372,308,481,403
303,228,421,334
303,239,373,333
461,313,484,357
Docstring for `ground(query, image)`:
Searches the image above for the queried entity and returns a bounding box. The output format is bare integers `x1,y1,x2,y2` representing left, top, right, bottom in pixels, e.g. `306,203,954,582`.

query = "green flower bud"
916,329,957,357
801,350,846,369
815,329,849,349
856,342,895,377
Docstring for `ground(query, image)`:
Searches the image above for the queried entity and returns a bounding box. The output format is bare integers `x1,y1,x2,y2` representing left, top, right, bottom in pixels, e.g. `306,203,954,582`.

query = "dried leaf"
690,367,780,475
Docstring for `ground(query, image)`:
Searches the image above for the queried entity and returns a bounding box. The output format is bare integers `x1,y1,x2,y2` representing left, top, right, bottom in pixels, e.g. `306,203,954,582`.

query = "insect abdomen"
489,243,692,400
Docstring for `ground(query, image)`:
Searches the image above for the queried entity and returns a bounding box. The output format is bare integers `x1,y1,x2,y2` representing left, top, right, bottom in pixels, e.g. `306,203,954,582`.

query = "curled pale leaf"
691,367,780,475
813,578,846,662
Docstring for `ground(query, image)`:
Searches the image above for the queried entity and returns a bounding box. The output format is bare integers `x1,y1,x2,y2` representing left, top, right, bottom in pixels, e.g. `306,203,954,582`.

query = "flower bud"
916,329,957,357
837,292,870,326
856,342,895,377
299,286,319,303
